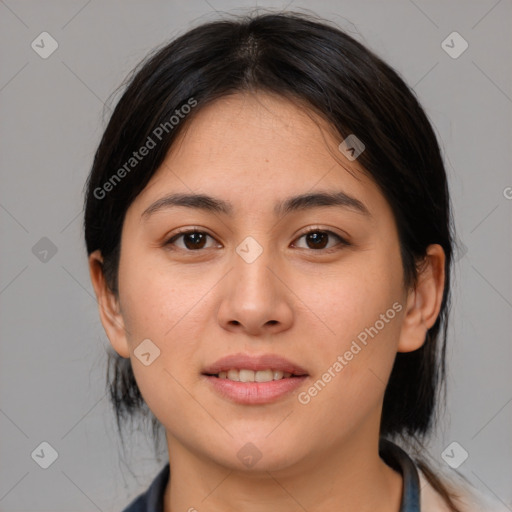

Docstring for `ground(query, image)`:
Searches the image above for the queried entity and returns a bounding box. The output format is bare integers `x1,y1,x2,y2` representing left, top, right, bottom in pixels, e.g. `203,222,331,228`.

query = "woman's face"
97,92,423,472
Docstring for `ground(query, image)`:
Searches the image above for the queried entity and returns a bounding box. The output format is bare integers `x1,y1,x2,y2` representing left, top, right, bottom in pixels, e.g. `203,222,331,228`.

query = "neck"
163,429,403,512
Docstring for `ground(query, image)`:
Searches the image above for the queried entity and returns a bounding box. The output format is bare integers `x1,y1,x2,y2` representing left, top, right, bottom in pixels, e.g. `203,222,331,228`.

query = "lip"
203,374,308,405
202,353,309,376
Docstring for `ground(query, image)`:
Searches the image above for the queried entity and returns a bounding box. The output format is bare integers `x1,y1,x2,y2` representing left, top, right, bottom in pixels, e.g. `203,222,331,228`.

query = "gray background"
1,0,511,510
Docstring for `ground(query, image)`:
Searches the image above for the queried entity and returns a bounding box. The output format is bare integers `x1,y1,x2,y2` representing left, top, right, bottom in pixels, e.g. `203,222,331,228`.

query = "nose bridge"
235,234,267,266
232,234,275,298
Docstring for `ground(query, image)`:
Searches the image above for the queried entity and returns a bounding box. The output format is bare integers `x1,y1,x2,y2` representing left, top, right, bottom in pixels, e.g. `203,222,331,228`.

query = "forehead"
129,91,388,220
166,91,345,170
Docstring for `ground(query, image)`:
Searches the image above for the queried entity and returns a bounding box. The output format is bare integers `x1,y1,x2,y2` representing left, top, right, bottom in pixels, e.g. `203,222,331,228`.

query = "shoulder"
418,467,510,512
120,463,170,512
121,493,146,512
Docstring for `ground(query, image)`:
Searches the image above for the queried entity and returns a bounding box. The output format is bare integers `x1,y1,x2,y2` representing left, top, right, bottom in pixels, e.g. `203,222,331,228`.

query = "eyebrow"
141,190,371,220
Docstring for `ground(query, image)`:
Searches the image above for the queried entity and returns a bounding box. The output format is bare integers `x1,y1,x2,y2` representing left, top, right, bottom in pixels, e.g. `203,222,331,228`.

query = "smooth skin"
89,91,445,512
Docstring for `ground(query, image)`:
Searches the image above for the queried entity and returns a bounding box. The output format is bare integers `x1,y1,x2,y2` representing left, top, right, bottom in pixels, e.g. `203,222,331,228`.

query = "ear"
397,244,446,353
88,250,130,358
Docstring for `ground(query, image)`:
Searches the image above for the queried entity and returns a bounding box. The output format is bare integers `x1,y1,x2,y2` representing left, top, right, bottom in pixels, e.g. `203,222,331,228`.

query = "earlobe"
88,250,131,358
397,244,445,353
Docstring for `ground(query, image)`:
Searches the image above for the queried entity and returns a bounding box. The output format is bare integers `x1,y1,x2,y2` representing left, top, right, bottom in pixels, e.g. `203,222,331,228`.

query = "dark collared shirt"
121,439,420,512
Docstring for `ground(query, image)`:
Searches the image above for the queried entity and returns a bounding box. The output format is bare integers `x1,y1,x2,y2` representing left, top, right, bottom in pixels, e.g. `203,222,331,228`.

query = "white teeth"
255,369,274,382
239,369,255,382
227,369,240,381
216,369,296,382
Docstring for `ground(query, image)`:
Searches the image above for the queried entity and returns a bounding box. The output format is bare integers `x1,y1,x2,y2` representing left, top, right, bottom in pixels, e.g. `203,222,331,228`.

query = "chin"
210,435,307,473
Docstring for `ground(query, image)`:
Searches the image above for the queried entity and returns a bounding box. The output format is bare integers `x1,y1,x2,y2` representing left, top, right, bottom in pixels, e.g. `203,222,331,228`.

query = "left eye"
165,229,348,252
293,229,348,251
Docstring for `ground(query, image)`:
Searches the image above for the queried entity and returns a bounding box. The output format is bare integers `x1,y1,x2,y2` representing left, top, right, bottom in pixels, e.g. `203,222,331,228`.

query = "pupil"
308,232,327,249
185,232,205,250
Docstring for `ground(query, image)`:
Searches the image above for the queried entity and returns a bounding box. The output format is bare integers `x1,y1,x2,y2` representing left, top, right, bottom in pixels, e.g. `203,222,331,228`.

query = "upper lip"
202,353,309,376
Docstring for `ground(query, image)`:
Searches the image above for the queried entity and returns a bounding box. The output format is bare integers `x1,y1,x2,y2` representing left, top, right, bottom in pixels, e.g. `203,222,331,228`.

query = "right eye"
164,229,221,251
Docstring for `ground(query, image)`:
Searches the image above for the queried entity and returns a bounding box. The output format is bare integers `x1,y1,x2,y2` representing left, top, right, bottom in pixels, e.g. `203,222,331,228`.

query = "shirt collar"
122,439,421,512
380,438,421,511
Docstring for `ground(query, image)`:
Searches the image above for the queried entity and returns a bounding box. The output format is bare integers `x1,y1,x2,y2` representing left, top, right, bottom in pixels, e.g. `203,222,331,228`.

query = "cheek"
318,279,402,373
298,249,404,399
305,250,402,345
118,247,198,340
120,263,209,427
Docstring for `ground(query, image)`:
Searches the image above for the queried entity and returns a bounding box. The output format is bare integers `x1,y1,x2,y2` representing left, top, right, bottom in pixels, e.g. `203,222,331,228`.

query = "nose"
216,242,294,337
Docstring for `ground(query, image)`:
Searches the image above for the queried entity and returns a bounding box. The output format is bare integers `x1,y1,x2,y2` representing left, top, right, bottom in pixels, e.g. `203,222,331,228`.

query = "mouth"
201,353,309,404
204,368,305,382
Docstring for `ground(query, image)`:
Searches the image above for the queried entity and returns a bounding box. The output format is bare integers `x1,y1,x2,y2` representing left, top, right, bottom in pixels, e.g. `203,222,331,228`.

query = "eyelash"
164,227,350,253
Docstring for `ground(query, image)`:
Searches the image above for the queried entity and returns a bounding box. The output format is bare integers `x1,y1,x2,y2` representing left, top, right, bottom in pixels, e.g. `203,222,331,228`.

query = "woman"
84,10,507,512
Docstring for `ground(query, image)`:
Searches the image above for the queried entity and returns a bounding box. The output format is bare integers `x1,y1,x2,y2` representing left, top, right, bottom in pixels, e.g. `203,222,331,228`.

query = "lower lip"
203,375,308,404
